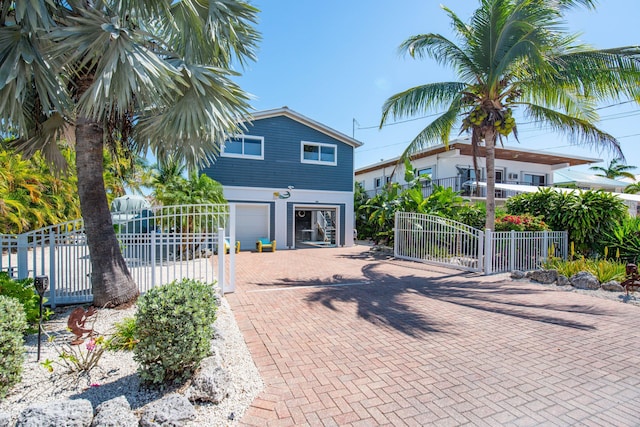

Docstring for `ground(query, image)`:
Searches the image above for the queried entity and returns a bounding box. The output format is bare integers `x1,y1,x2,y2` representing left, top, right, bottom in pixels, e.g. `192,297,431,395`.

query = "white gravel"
0,296,264,426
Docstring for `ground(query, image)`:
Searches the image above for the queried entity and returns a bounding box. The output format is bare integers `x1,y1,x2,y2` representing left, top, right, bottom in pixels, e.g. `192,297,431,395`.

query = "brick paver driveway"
226,245,640,426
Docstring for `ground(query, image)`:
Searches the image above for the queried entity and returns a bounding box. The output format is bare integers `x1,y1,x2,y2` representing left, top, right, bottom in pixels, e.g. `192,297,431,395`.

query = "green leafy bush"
0,273,52,329
600,217,640,263
106,317,138,351
0,295,27,398
506,189,627,255
134,279,218,385
543,257,626,283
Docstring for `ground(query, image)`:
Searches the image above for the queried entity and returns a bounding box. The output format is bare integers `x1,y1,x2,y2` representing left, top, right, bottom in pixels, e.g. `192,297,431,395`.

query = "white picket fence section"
394,212,567,274
0,204,236,307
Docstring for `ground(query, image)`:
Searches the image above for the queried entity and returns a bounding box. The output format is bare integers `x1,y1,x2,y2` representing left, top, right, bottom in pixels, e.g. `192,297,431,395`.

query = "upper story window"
301,141,337,166
523,173,546,186
221,135,264,160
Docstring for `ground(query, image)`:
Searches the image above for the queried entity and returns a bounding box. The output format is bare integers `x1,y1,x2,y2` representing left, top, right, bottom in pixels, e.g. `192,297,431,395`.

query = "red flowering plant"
494,214,549,232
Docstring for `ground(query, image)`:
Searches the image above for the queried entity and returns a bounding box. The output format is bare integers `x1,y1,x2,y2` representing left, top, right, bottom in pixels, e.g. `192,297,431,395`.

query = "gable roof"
248,107,363,148
355,138,601,175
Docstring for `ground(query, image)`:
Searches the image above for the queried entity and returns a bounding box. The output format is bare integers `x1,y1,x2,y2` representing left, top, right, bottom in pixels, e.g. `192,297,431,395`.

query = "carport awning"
473,182,640,202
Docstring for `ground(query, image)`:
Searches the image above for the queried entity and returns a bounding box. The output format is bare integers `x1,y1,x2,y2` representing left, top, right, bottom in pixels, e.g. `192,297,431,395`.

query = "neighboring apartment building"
355,137,601,200
200,107,362,250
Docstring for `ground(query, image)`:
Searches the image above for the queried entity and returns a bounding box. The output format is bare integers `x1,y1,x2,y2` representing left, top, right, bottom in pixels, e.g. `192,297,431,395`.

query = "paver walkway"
226,245,640,426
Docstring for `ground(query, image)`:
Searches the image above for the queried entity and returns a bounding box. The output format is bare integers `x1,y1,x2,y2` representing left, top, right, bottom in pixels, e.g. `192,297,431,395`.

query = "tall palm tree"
0,1,259,307
590,158,637,180
380,0,640,231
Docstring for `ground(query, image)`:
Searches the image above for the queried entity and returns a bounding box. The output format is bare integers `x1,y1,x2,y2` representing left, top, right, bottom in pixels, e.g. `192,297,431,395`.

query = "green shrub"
543,257,626,283
0,273,52,329
0,295,27,398
106,317,138,351
600,217,640,263
134,279,218,385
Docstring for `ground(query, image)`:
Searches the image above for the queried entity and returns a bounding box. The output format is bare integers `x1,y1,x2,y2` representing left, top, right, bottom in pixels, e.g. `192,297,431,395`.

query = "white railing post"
478,230,484,272
218,228,226,293
509,230,515,272
150,231,156,290
17,234,28,279
394,212,400,257
484,229,493,275
542,230,549,262
227,204,236,293
48,229,56,308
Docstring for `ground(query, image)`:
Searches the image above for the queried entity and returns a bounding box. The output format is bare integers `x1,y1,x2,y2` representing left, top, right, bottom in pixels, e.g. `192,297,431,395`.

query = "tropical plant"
589,158,637,180
543,257,626,283
506,189,628,255
0,1,260,307
380,0,640,232
0,295,27,398
0,273,52,330
624,182,640,194
154,172,227,207
600,216,640,263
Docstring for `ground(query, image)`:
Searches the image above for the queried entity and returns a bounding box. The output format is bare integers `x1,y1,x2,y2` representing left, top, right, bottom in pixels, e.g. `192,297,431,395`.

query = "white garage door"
235,205,269,251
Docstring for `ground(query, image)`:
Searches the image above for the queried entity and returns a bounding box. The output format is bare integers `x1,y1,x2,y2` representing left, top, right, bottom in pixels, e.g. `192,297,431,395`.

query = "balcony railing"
365,176,543,199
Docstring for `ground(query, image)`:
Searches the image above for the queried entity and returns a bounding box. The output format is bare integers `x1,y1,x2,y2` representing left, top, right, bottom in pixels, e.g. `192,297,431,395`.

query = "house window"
222,135,264,159
523,173,546,186
301,141,337,166
416,167,433,179
375,177,383,188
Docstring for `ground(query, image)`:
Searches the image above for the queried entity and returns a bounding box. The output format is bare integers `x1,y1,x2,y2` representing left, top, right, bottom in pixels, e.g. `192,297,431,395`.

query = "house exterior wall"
356,148,557,194
201,116,354,192
201,112,358,250
224,186,354,249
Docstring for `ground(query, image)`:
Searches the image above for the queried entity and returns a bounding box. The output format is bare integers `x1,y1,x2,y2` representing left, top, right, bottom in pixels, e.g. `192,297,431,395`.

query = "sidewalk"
227,245,640,426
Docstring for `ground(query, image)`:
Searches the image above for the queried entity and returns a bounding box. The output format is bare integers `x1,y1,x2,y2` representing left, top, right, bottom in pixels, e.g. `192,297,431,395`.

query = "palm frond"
524,103,623,158
134,63,251,168
401,102,462,159
380,82,467,126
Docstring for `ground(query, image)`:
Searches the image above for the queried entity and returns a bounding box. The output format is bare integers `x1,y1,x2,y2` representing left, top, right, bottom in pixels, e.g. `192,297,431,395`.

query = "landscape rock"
91,396,137,427
139,394,196,427
0,411,11,427
570,271,600,290
16,399,93,427
601,280,624,292
557,275,570,286
527,269,558,284
187,357,233,404
511,270,526,279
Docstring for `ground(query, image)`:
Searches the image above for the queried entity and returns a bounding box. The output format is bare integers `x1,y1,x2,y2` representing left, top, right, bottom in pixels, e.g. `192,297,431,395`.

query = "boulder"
16,399,93,427
527,269,558,284
510,270,526,279
0,411,12,427
556,275,570,287
139,394,196,427
601,280,624,292
91,396,138,427
187,356,233,404
570,271,600,290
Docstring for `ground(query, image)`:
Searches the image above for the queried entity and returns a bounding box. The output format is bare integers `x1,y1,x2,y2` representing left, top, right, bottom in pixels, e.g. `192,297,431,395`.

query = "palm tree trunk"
76,117,139,307
484,129,497,231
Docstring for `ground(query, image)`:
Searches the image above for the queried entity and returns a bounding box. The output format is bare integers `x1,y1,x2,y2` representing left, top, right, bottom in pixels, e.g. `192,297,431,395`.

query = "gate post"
478,230,485,272
17,234,28,279
394,213,399,258
484,229,493,275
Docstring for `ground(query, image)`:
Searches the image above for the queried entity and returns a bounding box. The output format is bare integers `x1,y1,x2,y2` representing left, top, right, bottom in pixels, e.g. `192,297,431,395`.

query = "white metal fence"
0,204,236,307
394,212,568,274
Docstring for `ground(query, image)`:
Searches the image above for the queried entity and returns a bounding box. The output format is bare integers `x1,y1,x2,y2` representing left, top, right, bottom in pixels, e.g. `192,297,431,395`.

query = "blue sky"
235,0,640,174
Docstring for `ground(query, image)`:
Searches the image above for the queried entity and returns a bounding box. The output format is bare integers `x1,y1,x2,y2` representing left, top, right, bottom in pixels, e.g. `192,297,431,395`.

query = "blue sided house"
200,107,363,250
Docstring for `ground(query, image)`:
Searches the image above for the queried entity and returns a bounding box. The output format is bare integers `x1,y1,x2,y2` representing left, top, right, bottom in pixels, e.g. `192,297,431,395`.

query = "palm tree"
590,158,637,180
380,0,640,231
0,1,259,307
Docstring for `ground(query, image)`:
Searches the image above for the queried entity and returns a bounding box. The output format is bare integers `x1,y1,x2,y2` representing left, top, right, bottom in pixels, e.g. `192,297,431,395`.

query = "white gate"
1,204,236,307
394,212,568,274
394,212,484,272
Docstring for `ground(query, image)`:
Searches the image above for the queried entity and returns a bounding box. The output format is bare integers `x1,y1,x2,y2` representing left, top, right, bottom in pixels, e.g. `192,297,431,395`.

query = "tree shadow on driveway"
299,261,607,337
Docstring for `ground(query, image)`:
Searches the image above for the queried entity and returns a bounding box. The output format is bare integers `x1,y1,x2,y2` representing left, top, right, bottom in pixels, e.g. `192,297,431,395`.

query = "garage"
235,204,270,251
